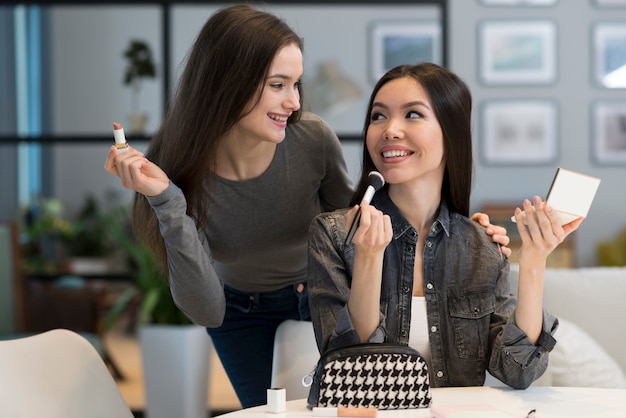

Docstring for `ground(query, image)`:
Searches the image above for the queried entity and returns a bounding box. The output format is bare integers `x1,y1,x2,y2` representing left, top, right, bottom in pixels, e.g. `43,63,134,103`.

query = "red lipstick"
113,122,129,153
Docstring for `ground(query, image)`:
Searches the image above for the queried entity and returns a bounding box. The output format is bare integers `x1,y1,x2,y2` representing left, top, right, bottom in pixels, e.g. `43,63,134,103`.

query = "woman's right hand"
349,200,392,254
104,145,170,197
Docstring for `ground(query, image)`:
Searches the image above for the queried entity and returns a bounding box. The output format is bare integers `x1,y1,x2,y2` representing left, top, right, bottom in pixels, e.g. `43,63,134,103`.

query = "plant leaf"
103,286,139,330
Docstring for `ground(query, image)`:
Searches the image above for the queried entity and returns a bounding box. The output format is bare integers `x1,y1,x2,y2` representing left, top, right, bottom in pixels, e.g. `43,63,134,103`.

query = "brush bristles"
368,171,385,191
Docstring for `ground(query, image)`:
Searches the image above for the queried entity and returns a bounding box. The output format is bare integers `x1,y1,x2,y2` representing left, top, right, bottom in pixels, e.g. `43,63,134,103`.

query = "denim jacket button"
403,286,410,294
426,283,434,290
430,326,437,333
401,329,408,337
436,371,444,378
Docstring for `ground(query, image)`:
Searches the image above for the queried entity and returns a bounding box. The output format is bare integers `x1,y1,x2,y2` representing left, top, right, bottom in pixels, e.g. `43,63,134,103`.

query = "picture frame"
479,0,557,6
591,23,626,88
591,100,626,165
480,99,559,165
478,20,557,85
592,0,626,7
369,20,442,84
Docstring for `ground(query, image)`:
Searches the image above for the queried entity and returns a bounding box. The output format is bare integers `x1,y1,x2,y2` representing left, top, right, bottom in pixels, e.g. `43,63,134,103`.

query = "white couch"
506,264,626,388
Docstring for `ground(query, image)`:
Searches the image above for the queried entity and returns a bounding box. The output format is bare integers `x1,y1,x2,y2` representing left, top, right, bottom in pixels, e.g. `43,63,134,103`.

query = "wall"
49,6,161,214
47,1,626,266
50,3,439,213
449,0,626,266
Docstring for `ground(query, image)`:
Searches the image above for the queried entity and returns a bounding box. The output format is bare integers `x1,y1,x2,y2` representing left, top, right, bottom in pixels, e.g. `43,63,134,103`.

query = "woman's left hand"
514,196,583,266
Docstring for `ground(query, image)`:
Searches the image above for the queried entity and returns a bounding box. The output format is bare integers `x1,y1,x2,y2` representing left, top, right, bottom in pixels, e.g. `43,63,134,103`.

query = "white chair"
271,319,320,401
0,328,133,418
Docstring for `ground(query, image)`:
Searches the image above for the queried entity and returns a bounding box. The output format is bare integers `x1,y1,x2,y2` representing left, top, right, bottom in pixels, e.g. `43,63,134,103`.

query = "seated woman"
307,63,583,389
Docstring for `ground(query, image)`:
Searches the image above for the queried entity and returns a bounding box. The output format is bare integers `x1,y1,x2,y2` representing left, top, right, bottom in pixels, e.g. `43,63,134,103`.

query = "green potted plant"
19,197,73,276
19,194,120,275
61,194,119,274
122,39,156,134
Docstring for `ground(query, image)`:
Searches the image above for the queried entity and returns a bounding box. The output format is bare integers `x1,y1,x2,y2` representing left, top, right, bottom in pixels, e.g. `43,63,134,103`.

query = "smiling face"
366,76,445,189
233,43,303,144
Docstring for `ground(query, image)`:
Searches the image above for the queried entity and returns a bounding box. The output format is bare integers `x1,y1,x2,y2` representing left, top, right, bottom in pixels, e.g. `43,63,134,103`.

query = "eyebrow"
267,73,300,81
372,100,430,110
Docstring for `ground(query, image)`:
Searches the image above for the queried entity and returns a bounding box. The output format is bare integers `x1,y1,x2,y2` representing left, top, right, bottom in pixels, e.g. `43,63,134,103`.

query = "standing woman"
105,6,510,408
105,5,352,408
308,63,582,389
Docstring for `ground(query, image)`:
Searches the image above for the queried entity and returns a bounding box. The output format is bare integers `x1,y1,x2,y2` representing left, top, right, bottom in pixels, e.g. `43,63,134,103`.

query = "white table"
219,386,626,418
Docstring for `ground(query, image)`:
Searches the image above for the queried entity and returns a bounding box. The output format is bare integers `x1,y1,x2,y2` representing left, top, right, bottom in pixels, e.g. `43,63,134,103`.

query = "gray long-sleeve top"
146,112,354,327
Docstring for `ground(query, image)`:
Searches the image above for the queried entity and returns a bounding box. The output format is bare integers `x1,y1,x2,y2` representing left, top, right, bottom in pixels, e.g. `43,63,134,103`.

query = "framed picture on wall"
369,20,442,84
478,20,557,85
480,99,559,165
592,23,626,88
591,100,626,165
592,0,626,7
479,0,557,6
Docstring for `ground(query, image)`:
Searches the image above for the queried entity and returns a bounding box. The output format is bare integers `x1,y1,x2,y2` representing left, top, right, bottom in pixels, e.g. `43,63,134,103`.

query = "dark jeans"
206,282,310,408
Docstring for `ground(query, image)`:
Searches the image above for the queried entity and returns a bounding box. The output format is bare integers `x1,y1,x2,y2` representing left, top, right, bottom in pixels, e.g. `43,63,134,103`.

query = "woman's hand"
514,196,583,267
345,200,392,342
347,201,393,254
471,212,512,257
512,196,583,343
104,145,170,197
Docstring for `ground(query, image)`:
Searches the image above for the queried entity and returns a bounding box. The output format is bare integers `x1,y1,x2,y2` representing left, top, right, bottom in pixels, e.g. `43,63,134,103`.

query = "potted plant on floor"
19,193,120,276
61,194,119,274
122,39,156,135
19,196,73,276
105,207,212,418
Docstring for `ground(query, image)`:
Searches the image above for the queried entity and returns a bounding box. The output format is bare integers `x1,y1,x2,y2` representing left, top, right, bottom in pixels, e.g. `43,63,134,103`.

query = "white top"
408,296,431,366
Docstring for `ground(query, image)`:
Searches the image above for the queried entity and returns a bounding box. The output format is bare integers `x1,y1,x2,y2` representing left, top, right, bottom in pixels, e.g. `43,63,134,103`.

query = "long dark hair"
133,4,304,267
351,62,473,217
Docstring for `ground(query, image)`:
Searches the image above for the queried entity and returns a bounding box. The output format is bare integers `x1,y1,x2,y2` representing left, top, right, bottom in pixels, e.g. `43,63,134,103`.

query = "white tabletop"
219,386,626,418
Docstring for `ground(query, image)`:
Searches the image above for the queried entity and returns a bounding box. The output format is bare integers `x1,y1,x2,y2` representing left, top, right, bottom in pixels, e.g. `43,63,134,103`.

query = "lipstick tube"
113,122,129,153
266,388,286,413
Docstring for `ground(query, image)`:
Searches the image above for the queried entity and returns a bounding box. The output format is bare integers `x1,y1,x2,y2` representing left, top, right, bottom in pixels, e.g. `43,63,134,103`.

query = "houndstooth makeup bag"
306,343,431,410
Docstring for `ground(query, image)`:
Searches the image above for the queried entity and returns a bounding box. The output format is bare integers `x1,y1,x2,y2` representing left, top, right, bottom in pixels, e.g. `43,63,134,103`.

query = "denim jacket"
308,188,558,389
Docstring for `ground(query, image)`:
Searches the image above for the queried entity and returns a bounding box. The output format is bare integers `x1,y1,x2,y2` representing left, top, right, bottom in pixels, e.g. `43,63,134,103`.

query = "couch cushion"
508,264,626,375
538,318,626,388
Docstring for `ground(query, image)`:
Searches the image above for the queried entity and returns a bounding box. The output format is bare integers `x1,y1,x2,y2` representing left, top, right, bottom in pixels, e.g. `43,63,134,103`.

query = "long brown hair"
351,63,473,217
133,4,304,268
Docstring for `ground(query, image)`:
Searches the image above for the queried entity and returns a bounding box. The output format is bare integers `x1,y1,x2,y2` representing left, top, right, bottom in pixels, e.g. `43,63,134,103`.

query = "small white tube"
267,388,286,413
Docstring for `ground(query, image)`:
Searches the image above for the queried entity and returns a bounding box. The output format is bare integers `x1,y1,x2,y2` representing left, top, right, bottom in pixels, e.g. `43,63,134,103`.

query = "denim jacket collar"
372,187,451,239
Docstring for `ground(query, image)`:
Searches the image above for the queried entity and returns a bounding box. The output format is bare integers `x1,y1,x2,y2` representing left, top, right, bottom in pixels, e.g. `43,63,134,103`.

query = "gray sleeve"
147,183,225,327
317,121,354,212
